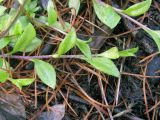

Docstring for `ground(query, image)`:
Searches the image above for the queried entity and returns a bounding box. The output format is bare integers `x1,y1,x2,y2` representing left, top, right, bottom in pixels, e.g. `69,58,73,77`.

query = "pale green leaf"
93,0,121,29
9,20,23,35
32,59,56,89
0,58,11,70
25,37,42,52
0,37,10,49
119,47,138,57
12,23,36,53
98,47,119,59
0,14,9,31
47,0,57,25
76,39,91,59
69,0,80,15
0,5,6,16
0,70,9,83
123,0,152,16
83,57,120,77
19,16,29,30
17,0,24,4
11,78,34,90
57,29,77,55
144,29,160,51
52,21,72,32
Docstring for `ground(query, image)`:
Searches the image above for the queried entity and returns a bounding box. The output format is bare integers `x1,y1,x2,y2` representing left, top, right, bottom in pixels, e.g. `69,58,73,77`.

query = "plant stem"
0,54,96,60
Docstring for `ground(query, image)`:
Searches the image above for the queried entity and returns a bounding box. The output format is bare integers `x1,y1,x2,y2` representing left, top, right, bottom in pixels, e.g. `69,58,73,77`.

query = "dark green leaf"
11,78,34,90
0,70,9,83
98,47,119,59
119,47,138,57
12,23,36,53
47,0,57,25
69,0,80,15
76,39,91,59
84,57,120,77
93,0,121,29
144,29,160,51
57,29,76,55
32,59,56,89
123,0,152,16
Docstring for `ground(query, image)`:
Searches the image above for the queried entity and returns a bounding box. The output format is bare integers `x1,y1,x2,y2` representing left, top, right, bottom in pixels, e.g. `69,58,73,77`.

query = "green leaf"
52,21,73,32
0,14,9,31
0,37,10,49
69,0,80,15
57,29,77,56
144,29,160,51
93,0,121,29
0,0,4,3
11,78,34,90
19,16,29,30
119,47,138,57
0,58,3,68
25,0,39,17
98,47,119,59
12,23,36,53
47,0,57,25
9,20,23,35
0,5,6,16
0,70,9,83
0,58,9,69
123,0,152,17
76,39,91,59
32,59,56,89
0,58,11,70
17,0,24,4
25,37,42,52
83,57,120,77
